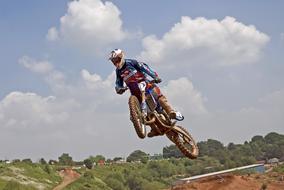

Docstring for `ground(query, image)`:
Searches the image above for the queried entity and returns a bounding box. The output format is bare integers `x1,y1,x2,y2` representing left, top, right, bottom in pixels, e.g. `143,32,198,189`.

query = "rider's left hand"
117,87,128,94
154,77,162,83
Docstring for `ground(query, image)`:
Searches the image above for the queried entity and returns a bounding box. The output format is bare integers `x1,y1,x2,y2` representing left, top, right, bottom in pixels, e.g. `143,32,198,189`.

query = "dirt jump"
52,168,80,190
171,173,284,190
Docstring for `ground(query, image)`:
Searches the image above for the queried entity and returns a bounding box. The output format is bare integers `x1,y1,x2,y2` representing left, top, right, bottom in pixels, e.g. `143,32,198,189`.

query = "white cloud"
0,92,69,129
47,0,128,52
0,66,122,132
46,27,59,41
81,69,113,90
162,77,207,115
139,16,270,67
18,56,66,92
19,56,53,74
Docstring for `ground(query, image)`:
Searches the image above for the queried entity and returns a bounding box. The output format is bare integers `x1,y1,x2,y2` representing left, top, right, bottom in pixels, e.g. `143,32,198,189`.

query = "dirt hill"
172,173,284,190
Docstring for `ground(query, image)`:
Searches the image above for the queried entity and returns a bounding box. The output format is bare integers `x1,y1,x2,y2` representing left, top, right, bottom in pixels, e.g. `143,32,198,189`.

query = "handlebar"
123,79,158,92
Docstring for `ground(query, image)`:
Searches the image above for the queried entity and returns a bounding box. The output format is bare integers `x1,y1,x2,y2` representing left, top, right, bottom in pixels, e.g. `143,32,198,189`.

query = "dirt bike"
127,80,199,159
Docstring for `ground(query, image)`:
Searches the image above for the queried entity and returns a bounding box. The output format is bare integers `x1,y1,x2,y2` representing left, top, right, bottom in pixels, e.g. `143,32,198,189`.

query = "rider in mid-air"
109,49,184,137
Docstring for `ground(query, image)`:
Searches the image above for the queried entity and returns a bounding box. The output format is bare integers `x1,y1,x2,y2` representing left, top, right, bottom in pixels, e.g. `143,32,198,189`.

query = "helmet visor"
110,57,122,65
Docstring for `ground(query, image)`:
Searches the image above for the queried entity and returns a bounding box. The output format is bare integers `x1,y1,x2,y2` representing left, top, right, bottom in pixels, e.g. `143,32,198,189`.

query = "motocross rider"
109,49,184,137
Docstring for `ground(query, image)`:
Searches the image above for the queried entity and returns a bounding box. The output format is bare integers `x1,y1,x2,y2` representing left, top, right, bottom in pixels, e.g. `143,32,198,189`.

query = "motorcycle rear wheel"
166,126,199,159
128,95,147,139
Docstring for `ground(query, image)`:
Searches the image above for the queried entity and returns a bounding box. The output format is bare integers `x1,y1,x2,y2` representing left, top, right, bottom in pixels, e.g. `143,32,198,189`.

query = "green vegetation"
0,132,283,190
126,150,149,163
0,178,7,189
195,132,284,165
59,153,74,166
14,162,60,184
273,164,284,173
63,171,111,190
83,158,93,169
0,162,60,190
2,181,37,190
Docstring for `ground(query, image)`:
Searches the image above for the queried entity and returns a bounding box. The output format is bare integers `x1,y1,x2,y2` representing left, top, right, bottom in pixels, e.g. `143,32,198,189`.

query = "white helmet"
109,49,124,67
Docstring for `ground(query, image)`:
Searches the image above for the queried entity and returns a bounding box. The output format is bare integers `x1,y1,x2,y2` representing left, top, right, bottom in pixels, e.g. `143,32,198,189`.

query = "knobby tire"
166,126,199,159
128,95,146,139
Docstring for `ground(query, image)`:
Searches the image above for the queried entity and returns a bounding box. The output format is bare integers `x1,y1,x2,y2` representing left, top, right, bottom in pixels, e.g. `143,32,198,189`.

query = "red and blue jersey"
115,59,158,88
115,59,161,101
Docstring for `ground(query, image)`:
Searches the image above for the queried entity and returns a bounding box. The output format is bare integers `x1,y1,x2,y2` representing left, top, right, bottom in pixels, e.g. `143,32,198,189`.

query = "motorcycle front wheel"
166,126,199,159
128,95,147,139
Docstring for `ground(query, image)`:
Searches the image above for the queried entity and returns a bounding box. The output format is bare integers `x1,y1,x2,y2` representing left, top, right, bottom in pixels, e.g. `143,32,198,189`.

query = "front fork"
138,82,147,116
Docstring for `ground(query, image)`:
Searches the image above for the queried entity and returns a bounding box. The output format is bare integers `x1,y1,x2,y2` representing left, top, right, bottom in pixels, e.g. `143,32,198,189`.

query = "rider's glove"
116,87,128,95
154,77,162,84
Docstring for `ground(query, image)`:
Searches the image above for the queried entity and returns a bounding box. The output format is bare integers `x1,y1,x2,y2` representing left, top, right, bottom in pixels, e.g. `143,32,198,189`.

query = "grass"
17,163,61,184
272,163,284,173
63,171,112,190
0,162,61,190
0,178,8,189
1,180,37,190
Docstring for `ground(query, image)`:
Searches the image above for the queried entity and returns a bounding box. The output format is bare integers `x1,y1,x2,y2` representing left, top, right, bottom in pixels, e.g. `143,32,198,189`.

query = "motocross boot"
147,130,159,138
158,95,184,121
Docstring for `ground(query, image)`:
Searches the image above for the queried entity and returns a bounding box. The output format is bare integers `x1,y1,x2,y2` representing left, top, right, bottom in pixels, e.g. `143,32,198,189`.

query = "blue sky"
0,0,283,160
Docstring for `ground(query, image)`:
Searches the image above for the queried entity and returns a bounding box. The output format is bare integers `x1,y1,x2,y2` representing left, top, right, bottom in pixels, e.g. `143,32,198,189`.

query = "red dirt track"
172,173,284,190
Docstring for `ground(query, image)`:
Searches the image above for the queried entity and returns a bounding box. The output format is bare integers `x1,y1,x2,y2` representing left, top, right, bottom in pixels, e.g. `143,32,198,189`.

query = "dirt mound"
52,168,80,190
59,168,80,179
172,173,284,190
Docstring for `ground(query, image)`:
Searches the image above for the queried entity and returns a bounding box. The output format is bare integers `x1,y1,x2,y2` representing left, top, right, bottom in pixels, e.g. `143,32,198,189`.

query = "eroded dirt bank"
52,168,80,190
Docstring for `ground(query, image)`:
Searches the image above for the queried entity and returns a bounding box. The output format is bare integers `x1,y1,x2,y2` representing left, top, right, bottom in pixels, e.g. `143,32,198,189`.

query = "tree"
39,158,47,165
126,150,149,162
227,143,236,151
22,159,33,164
251,135,264,143
58,153,73,166
249,142,264,160
207,139,225,153
147,160,177,177
163,145,183,158
197,141,209,157
264,144,283,159
48,160,58,165
84,158,94,169
106,158,112,164
94,155,106,163
265,132,284,145
12,159,20,163
89,155,106,164
113,157,123,162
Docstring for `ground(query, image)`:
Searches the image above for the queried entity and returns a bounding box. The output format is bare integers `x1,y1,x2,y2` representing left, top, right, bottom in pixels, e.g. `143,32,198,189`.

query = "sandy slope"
52,168,80,190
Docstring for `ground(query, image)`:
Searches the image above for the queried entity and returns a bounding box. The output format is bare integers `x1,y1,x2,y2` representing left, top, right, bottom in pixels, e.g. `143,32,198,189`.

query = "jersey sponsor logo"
121,69,138,82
